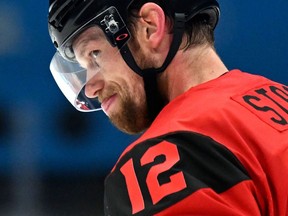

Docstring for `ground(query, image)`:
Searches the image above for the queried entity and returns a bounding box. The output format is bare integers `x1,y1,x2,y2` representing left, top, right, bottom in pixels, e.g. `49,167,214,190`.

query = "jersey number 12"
120,141,187,214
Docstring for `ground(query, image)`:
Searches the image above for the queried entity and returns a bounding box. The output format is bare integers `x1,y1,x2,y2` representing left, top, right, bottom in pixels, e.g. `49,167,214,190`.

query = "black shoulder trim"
104,131,250,216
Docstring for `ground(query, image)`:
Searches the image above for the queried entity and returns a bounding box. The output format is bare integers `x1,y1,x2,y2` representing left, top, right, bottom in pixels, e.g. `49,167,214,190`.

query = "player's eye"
90,50,100,59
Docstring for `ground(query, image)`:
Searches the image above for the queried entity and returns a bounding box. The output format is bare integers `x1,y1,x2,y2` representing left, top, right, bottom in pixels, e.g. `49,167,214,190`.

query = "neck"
158,45,228,101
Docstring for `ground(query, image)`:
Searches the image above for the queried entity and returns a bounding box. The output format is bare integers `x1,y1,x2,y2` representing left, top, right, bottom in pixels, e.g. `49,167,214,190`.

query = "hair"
127,0,215,50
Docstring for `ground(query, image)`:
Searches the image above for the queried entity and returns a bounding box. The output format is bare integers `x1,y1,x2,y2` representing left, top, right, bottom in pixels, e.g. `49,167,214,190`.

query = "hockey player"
48,0,288,215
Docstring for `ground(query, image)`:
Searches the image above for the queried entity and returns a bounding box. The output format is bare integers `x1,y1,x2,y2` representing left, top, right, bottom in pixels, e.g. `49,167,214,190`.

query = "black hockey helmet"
48,0,220,112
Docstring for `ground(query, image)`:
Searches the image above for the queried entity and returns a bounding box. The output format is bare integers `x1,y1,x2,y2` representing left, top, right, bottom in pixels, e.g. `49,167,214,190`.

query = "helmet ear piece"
182,1,220,30
198,7,220,29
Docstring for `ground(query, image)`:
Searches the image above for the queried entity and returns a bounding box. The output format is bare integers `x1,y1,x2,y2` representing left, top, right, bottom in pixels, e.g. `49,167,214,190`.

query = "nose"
84,72,104,98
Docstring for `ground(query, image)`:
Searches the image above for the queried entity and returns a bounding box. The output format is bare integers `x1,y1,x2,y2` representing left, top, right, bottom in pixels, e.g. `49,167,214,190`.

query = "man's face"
72,26,151,134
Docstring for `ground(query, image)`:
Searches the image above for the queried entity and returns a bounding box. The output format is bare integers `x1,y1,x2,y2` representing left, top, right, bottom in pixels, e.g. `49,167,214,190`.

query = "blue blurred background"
0,0,287,215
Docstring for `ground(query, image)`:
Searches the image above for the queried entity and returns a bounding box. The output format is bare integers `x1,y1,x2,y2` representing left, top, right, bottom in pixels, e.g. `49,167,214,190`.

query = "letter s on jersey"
234,84,288,131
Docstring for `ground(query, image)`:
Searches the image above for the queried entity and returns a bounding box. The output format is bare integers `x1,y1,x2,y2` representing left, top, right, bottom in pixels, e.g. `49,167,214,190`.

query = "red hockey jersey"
104,70,288,216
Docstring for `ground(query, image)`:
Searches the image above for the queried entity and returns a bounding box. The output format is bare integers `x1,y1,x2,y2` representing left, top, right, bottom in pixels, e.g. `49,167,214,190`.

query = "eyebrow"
74,31,101,58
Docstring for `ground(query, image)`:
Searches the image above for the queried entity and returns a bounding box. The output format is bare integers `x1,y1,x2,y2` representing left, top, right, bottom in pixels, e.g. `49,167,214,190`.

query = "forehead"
73,26,106,49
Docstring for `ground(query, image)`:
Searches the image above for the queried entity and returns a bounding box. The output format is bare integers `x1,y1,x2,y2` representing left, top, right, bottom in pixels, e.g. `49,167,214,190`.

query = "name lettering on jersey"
234,84,287,131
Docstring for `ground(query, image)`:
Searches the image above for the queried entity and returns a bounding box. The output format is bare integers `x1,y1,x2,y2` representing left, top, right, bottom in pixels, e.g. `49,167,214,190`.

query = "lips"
101,94,117,114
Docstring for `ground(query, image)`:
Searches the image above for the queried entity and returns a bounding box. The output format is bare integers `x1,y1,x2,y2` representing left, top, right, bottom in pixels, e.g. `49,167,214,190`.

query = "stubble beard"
109,87,151,134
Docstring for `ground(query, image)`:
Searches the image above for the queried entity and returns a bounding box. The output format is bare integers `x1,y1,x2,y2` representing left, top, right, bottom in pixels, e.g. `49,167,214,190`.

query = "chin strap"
120,13,186,120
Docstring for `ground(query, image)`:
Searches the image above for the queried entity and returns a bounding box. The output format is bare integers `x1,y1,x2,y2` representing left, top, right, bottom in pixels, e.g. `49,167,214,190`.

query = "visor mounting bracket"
100,14,119,34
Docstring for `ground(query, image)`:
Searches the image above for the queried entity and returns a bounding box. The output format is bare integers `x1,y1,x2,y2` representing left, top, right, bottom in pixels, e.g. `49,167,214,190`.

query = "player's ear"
138,3,166,49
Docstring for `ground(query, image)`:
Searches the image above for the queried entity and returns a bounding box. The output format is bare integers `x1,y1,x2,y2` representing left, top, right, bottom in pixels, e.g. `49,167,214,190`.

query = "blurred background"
0,0,287,215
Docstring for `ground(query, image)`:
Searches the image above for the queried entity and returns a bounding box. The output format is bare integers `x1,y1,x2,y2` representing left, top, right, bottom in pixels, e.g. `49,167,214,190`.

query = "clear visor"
49,6,130,112
50,52,102,111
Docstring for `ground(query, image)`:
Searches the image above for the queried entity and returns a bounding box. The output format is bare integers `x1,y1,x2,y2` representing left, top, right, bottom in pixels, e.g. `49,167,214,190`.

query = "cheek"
103,49,145,103
130,75,146,104
119,73,145,103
